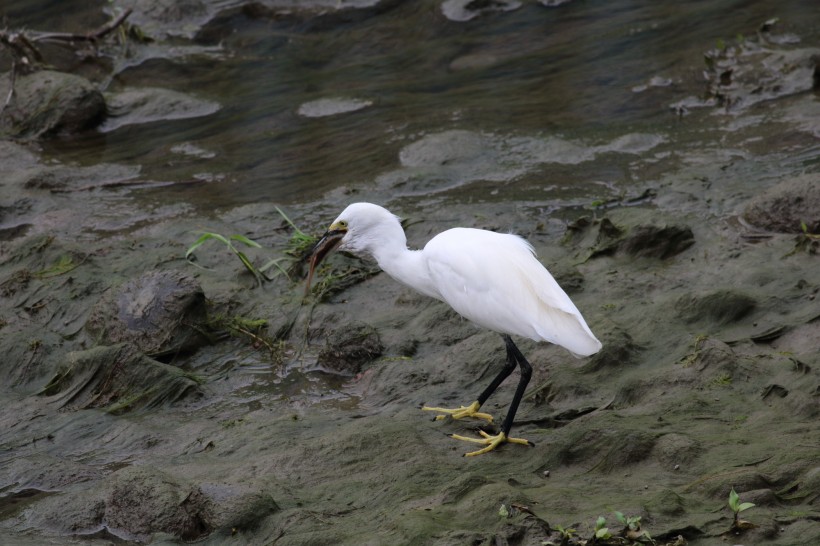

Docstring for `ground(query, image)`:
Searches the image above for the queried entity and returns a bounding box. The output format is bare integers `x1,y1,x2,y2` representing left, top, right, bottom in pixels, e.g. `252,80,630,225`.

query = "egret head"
304,203,403,294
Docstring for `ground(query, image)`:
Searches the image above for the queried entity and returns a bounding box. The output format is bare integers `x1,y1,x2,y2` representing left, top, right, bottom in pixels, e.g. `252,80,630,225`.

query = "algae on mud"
1,0,820,544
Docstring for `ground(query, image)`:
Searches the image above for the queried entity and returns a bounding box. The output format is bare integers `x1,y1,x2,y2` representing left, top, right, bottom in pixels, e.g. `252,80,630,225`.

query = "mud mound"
39,344,201,413
743,175,820,234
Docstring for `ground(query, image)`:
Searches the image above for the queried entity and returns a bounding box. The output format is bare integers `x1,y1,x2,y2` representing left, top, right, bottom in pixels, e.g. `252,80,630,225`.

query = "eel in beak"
304,228,345,295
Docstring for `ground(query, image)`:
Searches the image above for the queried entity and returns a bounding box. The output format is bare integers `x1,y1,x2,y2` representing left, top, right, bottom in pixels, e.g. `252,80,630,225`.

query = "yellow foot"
450,430,534,457
421,400,494,423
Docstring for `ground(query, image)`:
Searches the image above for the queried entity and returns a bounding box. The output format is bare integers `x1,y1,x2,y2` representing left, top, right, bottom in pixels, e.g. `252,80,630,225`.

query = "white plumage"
424,228,601,356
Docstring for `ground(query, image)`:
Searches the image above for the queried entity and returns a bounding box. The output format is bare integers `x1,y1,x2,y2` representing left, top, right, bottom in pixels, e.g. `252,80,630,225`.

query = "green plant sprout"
35,254,83,278
785,220,820,257
593,515,611,541
614,511,653,543
728,487,756,532
542,524,576,546
204,313,284,361
276,206,317,259
186,231,292,287
614,511,640,531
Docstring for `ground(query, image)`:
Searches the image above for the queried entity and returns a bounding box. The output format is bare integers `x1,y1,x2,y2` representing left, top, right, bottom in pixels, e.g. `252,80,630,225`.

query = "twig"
1,58,15,115
0,9,133,116
31,9,133,44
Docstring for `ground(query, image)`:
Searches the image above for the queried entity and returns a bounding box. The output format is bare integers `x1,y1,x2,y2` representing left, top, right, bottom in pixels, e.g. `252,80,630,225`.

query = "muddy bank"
1,1,820,545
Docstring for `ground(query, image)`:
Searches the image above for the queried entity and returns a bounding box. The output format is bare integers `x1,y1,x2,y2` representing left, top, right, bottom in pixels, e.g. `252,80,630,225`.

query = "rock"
0,70,105,138
675,290,756,326
316,321,383,374
297,97,373,118
743,175,820,234
100,87,220,132
198,482,280,533
86,270,208,358
620,224,695,259
580,218,694,260
16,465,279,542
104,466,213,541
441,0,522,22
740,488,778,507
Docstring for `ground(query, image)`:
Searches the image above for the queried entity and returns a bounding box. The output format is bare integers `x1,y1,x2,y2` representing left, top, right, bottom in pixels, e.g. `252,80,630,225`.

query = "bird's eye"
338,220,348,228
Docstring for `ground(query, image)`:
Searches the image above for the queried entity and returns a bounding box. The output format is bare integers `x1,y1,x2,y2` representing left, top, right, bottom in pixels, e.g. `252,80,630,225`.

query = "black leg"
476,334,518,406
442,334,535,455
499,336,532,436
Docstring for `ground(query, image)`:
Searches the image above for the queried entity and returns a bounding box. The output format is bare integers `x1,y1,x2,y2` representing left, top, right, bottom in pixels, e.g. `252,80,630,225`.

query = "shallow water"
6,0,818,209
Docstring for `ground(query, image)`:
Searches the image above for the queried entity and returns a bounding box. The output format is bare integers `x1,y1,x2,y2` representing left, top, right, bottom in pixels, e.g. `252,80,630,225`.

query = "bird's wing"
424,228,601,356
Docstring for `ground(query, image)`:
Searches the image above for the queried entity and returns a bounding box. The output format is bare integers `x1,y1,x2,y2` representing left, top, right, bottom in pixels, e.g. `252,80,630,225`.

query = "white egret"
306,203,602,456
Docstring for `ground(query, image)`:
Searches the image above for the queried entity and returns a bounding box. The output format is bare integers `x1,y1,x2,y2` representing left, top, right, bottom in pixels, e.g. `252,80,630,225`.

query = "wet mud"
1,1,819,545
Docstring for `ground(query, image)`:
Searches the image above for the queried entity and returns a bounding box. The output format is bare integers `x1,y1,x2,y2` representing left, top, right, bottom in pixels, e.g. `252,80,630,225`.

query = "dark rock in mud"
579,217,694,260
198,483,280,535
40,343,201,413
741,488,779,507
86,270,208,358
620,224,695,259
675,290,756,326
317,320,383,374
0,70,105,139
104,466,213,541
743,174,820,234
20,464,213,542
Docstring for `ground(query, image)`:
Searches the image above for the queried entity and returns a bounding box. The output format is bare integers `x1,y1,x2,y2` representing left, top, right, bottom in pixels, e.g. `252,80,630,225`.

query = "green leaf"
185,232,217,260
595,527,610,539
614,511,626,524
230,234,262,248
35,255,78,278
595,516,606,530
738,502,755,512
259,257,289,279
729,488,740,511
185,231,234,258
276,206,308,237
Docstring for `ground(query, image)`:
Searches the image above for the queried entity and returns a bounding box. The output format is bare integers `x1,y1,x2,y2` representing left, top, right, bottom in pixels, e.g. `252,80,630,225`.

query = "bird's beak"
304,223,346,295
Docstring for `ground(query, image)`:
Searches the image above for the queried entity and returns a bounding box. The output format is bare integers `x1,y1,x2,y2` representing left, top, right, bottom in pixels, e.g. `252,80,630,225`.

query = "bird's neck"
373,243,441,301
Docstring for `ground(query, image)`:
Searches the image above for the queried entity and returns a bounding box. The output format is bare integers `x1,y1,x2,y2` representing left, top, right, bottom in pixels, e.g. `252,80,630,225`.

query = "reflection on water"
183,345,363,413
4,0,819,208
